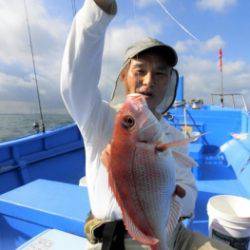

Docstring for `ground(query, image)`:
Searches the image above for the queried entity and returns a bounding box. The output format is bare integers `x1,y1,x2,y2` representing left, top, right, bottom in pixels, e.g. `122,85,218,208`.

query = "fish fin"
155,142,169,152
166,198,181,238
123,211,159,247
155,135,201,152
172,150,198,168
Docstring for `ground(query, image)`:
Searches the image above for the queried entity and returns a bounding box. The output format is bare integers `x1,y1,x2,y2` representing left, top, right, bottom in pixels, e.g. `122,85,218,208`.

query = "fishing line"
73,0,77,15
133,0,136,22
23,0,45,132
70,0,77,17
131,0,140,92
70,0,74,17
155,0,199,41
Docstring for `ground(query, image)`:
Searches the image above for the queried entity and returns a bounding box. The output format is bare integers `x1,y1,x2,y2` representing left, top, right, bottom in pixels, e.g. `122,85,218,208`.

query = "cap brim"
132,45,178,67
124,37,178,67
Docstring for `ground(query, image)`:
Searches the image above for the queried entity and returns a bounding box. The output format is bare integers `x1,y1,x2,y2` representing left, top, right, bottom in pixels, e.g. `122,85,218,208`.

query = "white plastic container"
207,195,250,249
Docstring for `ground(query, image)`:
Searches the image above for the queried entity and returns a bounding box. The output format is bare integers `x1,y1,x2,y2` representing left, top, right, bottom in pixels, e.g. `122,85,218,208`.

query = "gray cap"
123,37,178,68
110,37,179,114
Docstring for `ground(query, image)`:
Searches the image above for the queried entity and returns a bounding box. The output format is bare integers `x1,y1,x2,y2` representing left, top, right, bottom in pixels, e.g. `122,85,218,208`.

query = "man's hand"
94,0,117,15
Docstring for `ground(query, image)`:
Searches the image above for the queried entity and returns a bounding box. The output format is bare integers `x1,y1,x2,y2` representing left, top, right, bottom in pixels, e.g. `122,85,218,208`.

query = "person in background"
60,0,233,249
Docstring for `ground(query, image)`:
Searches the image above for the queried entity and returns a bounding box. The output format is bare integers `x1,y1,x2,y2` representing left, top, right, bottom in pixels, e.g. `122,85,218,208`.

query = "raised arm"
60,0,116,141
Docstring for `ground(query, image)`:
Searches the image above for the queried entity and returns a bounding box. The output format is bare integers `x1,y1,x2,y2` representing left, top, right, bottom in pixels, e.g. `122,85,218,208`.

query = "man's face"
121,51,172,113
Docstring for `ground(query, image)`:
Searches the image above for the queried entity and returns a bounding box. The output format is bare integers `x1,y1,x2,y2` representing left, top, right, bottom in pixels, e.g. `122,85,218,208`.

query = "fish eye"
121,115,135,129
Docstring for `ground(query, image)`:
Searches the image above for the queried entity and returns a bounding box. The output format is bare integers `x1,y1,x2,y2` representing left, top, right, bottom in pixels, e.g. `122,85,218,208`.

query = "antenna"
23,0,45,132
219,48,224,107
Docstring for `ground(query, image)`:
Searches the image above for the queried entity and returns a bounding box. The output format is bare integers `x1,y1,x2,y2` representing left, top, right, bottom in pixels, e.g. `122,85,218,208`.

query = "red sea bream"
102,94,194,250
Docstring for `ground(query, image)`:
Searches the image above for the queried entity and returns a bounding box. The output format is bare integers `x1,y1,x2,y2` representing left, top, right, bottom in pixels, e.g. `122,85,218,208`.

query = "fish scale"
133,143,175,236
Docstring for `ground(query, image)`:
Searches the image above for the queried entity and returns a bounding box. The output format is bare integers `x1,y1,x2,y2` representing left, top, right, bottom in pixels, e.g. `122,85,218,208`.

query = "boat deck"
190,160,249,235
0,103,250,249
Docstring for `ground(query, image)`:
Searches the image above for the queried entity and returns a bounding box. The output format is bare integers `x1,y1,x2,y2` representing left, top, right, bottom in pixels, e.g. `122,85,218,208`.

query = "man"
60,0,233,249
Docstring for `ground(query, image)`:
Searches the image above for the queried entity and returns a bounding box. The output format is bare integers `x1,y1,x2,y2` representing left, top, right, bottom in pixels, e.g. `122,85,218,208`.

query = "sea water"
0,113,73,143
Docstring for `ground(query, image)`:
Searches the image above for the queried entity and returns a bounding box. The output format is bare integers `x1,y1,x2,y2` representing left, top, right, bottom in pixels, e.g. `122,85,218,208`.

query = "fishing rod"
23,0,45,133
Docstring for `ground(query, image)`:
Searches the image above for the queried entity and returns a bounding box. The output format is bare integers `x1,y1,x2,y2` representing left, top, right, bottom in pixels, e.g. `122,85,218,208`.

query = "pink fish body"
102,94,185,249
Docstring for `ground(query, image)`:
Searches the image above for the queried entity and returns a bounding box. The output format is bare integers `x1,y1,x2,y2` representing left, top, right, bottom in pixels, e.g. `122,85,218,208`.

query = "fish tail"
151,244,159,250
153,242,168,250
123,211,159,247
149,199,181,250
152,238,172,250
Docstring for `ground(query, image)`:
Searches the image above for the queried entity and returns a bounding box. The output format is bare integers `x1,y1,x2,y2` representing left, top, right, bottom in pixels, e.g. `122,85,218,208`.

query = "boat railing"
185,109,209,145
210,93,248,113
166,107,209,145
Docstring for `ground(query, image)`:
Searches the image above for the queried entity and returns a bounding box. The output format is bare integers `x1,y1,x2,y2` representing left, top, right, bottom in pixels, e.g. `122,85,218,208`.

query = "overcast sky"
0,0,249,114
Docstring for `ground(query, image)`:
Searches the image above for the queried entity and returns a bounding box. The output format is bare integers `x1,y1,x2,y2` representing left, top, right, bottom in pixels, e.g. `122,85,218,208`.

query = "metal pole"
220,68,224,107
23,0,45,132
211,94,214,105
241,95,248,113
183,106,188,138
232,94,236,108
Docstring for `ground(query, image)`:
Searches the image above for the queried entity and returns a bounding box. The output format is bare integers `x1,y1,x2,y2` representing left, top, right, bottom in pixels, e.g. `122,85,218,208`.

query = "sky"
0,0,250,114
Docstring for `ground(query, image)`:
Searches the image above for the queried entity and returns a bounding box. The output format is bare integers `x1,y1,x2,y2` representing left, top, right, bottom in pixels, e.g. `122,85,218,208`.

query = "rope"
23,0,45,132
155,0,199,41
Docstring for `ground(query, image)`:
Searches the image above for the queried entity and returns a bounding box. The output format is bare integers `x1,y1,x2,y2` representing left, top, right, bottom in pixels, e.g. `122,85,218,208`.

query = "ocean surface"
0,113,73,143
